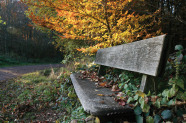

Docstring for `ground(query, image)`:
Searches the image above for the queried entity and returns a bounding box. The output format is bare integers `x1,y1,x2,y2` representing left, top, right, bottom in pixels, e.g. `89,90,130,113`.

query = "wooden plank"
70,73,134,116
95,35,168,76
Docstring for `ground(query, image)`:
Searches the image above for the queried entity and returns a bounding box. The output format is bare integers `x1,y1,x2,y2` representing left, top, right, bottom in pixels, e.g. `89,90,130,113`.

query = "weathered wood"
95,35,167,77
140,74,159,93
140,75,148,92
70,73,134,116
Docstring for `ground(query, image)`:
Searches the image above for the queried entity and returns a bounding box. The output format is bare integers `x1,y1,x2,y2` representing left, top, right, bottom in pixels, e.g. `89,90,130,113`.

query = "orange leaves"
24,0,162,55
90,47,98,54
57,9,77,18
76,42,107,55
99,82,107,87
77,46,98,54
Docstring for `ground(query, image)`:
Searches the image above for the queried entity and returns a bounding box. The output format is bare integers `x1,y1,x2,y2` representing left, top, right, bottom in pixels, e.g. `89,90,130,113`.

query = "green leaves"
0,16,5,25
161,110,172,120
183,55,186,63
135,115,143,123
160,97,167,105
141,103,150,113
175,45,183,51
154,115,161,123
146,116,154,123
176,91,186,100
175,78,184,89
68,92,77,98
167,99,175,106
127,97,134,103
154,99,161,108
134,94,139,100
70,106,87,120
162,87,177,99
134,106,142,115
176,110,186,119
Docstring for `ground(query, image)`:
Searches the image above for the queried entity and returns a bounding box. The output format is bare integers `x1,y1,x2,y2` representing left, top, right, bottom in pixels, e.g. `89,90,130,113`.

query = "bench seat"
70,73,134,116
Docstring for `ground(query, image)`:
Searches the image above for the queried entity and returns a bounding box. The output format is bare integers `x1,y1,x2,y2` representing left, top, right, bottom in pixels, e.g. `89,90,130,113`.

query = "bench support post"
140,75,157,93
140,74,148,92
98,65,106,76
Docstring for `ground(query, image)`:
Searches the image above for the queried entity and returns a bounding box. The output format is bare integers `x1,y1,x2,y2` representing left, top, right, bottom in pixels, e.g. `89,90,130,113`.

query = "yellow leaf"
136,91,146,98
95,117,100,123
97,94,104,96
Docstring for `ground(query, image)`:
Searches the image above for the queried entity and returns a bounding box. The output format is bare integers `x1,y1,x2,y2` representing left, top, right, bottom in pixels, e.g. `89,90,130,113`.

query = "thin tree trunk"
103,0,112,40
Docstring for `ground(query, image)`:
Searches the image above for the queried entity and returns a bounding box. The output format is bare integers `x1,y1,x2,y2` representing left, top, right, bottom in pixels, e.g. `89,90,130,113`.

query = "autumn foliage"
22,0,162,54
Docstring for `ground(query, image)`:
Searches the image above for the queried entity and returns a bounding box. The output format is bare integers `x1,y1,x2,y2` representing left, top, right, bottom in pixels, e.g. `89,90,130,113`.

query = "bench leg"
98,113,136,123
140,75,148,92
140,75,157,93
98,65,106,76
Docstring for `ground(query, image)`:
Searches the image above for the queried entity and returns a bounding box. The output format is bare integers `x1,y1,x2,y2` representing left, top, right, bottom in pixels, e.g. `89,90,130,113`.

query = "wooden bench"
70,34,170,121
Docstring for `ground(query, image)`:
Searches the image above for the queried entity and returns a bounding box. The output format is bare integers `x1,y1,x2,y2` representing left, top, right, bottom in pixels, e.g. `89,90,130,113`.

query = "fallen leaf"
99,82,107,87
129,104,135,107
97,94,104,96
111,85,120,91
145,97,149,104
117,92,124,97
98,76,105,82
2,107,6,113
119,100,126,106
136,91,146,98
151,96,158,102
99,101,105,104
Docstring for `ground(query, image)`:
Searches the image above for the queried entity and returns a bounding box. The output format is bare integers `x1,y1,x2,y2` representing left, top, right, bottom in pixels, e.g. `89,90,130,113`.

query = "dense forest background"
0,0,62,63
154,0,186,51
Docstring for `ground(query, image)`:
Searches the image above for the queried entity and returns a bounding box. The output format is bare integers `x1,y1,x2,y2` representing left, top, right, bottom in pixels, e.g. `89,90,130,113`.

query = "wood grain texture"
95,35,167,76
70,73,134,116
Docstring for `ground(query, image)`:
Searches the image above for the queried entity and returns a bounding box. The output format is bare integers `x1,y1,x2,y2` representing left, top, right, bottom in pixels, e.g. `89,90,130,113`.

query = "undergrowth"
0,67,87,122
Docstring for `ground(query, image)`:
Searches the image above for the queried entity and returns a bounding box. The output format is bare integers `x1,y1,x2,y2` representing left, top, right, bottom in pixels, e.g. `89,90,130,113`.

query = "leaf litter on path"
0,66,68,122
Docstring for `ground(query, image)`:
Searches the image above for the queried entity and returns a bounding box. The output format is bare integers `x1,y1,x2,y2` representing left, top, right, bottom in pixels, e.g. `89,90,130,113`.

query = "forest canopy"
0,0,62,62
22,0,186,55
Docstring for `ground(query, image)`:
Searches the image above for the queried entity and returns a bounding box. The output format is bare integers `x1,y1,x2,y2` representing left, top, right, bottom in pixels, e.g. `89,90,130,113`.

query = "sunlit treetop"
22,0,162,55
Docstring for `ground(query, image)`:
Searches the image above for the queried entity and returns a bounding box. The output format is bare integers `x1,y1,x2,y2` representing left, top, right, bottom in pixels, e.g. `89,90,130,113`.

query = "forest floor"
0,64,64,82
0,64,68,122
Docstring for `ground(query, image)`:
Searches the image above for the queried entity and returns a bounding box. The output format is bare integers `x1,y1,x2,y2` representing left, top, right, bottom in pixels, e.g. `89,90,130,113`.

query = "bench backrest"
95,34,169,77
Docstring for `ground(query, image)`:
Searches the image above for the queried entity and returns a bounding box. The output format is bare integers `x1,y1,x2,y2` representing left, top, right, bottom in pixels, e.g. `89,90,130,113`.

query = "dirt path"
0,64,64,82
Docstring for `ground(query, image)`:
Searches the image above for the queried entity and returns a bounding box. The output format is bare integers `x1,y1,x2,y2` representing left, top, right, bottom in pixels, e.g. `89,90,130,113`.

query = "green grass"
0,55,25,67
0,67,86,122
0,55,62,68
